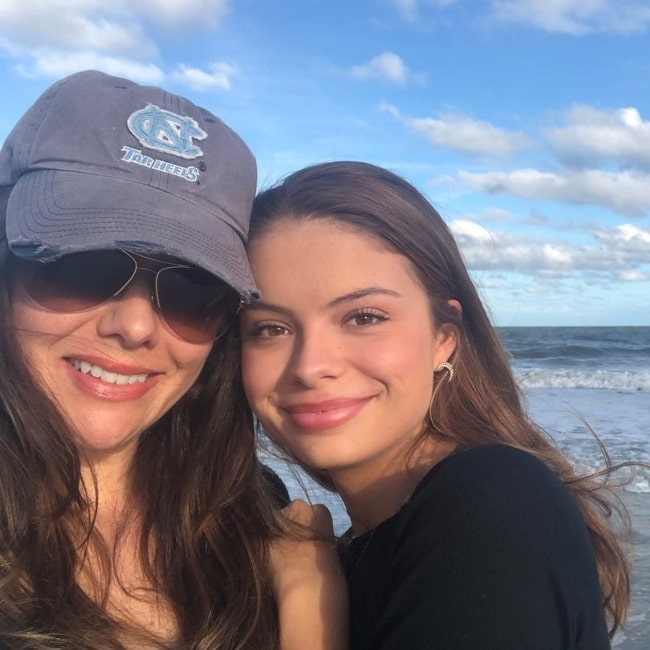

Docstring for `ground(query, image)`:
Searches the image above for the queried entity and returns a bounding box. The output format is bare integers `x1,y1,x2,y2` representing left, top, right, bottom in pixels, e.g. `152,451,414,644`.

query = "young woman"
0,71,346,649
240,161,631,649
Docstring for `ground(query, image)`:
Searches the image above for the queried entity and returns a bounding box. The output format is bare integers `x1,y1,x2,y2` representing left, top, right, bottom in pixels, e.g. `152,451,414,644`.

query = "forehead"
251,216,392,255
248,217,427,298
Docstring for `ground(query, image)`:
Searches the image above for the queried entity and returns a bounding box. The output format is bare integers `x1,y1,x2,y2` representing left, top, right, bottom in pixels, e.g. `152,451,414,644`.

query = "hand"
271,499,349,650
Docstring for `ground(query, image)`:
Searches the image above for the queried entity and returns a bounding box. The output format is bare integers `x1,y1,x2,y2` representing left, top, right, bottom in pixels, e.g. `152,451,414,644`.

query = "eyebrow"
245,287,402,315
328,287,401,307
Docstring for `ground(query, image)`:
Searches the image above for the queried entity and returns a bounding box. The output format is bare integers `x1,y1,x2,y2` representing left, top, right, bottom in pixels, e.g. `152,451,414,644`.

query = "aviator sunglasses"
14,250,242,344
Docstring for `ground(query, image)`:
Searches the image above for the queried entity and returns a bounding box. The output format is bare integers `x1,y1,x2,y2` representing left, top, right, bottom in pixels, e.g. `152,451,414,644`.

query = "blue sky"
1,0,650,326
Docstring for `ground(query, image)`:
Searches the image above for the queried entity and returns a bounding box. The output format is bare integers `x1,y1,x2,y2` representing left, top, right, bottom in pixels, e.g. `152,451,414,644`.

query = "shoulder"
414,443,570,513
433,442,560,486
403,443,590,555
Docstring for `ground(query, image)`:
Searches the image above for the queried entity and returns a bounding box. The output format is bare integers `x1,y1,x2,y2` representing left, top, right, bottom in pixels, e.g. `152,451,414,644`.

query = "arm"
271,499,349,650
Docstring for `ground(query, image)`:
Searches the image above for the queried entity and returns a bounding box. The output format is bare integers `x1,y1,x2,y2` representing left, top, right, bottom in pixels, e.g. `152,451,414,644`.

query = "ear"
431,299,461,368
447,299,462,318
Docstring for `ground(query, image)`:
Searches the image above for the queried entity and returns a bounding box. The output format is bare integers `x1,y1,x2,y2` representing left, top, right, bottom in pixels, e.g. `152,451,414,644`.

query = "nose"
287,326,344,387
96,275,161,349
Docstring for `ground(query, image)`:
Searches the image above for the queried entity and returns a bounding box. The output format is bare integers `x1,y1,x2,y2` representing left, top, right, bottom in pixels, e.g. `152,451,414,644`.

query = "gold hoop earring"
435,361,454,382
428,361,454,430
427,391,437,432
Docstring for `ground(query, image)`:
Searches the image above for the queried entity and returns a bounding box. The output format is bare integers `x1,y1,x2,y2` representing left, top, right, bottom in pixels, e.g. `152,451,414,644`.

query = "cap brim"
6,169,259,300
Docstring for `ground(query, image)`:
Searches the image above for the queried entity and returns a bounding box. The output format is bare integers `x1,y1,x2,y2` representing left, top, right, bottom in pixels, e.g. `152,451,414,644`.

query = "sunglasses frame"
13,249,243,344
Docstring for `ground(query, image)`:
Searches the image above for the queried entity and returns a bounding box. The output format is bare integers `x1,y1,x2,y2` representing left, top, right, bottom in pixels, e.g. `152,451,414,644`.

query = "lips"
64,355,160,401
281,397,372,431
68,358,149,385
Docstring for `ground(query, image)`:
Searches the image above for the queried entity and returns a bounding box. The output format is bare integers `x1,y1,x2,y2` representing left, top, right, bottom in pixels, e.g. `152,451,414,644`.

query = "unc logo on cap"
127,104,207,159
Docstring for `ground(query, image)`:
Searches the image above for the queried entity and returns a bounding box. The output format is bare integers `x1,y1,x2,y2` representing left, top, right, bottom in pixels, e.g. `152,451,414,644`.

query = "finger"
308,503,334,534
281,500,334,537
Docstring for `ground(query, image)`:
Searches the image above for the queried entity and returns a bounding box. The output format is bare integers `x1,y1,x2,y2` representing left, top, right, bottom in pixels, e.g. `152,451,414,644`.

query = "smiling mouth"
67,358,149,386
281,397,373,431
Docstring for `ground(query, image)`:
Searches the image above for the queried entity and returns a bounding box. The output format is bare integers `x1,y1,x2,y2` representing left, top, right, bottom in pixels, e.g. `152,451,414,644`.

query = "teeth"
68,359,148,385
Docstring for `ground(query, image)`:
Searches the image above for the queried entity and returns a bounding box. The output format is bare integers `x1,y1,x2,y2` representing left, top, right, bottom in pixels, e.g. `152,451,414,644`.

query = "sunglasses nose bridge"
139,268,162,311
114,266,160,310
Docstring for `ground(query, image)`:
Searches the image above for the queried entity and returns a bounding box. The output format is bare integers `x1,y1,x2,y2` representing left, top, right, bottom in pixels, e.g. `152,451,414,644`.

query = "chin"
72,426,140,456
292,450,355,474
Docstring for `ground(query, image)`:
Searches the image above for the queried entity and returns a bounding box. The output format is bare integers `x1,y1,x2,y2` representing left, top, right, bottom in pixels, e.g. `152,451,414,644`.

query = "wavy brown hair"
249,160,632,637
0,190,281,649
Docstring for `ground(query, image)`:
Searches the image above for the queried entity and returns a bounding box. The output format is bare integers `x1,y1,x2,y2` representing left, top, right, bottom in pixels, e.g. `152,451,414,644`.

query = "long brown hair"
0,192,280,648
250,160,632,636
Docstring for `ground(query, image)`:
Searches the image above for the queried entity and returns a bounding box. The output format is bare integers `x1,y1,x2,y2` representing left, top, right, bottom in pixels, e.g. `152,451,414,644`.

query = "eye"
248,321,291,339
343,309,388,328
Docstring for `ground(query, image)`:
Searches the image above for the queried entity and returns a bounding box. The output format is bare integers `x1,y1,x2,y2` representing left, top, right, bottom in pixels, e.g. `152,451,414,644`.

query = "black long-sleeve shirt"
340,444,610,649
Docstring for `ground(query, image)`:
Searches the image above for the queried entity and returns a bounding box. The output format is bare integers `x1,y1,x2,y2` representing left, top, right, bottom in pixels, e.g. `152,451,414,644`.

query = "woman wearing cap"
240,161,632,649
0,71,347,649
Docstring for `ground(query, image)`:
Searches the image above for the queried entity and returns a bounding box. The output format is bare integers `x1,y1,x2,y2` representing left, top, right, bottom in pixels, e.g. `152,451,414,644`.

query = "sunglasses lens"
17,250,238,344
156,268,240,343
23,251,134,312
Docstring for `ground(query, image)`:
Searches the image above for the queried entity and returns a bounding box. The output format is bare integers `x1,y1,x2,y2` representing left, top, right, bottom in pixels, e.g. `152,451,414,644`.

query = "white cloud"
619,270,649,281
452,224,577,272
0,0,233,89
391,0,457,21
546,105,650,168
459,168,650,216
475,207,517,224
490,0,650,35
350,52,411,85
393,0,419,21
130,0,230,28
592,223,650,252
449,219,650,278
382,103,528,156
0,1,156,60
170,62,237,91
17,52,164,84
450,219,494,243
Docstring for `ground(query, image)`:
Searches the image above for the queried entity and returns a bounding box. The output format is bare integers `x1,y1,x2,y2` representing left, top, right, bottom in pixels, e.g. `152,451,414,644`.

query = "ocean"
264,326,650,648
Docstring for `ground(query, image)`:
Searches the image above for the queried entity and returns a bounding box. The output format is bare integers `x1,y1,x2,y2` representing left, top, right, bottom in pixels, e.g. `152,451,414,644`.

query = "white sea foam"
627,478,650,494
515,368,650,392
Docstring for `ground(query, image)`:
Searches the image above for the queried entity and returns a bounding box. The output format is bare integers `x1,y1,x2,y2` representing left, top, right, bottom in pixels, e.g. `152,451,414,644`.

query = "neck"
79,446,138,530
76,448,176,644
333,437,456,537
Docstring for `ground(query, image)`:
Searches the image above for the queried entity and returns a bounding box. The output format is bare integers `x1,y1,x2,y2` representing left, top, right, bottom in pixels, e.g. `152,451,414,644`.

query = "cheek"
360,338,434,405
12,290,54,336
240,353,269,406
240,341,284,401
356,334,432,379
12,301,69,380
12,286,94,346
172,342,213,381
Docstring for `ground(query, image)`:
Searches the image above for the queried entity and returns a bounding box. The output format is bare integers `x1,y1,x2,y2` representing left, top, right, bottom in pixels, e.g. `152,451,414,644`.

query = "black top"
340,444,610,649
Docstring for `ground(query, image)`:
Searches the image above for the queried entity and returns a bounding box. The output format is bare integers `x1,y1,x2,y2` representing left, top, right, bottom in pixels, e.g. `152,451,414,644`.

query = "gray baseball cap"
0,69,259,300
